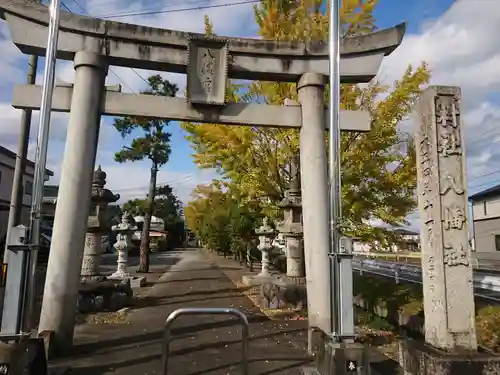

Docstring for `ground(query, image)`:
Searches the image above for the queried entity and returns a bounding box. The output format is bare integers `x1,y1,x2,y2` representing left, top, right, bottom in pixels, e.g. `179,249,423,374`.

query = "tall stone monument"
416,86,476,350
399,86,500,375
80,166,120,281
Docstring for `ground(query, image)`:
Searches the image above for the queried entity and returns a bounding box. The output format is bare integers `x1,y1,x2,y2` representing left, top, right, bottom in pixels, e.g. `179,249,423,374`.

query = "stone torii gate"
0,0,405,354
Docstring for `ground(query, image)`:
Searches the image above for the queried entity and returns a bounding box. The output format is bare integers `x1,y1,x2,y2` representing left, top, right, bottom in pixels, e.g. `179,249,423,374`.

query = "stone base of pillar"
257,276,307,311
241,273,278,287
80,275,107,283
109,270,131,279
108,274,147,288
302,340,370,375
0,337,49,374
398,339,500,375
77,279,133,314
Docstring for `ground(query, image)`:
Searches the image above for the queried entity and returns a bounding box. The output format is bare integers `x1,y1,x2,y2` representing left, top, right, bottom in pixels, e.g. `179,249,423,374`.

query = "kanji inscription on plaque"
186,35,229,105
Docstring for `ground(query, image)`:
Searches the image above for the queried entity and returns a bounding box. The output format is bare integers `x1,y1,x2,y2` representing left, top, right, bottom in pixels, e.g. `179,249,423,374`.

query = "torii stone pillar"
297,73,332,349
38,51,107,355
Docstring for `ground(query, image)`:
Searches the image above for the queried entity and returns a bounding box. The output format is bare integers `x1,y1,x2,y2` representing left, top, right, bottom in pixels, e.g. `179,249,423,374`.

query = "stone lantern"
255,217,275,277
278,155,305,279
109,212,137,279
80,166,120,281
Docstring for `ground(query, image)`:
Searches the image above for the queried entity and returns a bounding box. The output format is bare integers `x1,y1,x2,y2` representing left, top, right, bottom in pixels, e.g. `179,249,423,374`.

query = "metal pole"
25,0,62,332
328,0,342,338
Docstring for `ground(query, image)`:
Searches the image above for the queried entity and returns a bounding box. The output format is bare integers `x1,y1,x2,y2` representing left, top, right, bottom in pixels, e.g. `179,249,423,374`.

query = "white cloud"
378,0,500,230
0,103,69,150
380,0,500,101
86,0,256,37
0,24,26,87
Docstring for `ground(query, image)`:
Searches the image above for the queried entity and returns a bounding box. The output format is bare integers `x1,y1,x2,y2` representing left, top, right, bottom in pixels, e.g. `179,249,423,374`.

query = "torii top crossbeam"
0,0,405,83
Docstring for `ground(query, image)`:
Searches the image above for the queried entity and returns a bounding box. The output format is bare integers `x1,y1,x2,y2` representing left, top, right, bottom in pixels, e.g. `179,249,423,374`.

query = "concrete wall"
473,217,500,253
0,151,37,208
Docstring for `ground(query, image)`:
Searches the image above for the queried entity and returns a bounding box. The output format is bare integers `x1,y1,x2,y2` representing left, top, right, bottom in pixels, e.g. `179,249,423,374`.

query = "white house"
0,145,53,240
352,228,420,253
132,215,165,240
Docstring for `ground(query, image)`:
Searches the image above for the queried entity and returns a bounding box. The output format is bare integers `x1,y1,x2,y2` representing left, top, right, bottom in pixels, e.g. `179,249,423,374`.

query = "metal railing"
352,258,500,303
355,251,500,271
162,307,249,375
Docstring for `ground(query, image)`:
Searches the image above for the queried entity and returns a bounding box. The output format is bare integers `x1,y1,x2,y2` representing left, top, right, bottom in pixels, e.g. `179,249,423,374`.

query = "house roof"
392,228,419,236
468,183,500,202
43,185,59,198
0,145,54,176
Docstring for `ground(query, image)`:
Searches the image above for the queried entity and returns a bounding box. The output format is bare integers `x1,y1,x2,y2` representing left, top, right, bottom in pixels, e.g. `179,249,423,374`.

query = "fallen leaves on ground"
76,308,130,325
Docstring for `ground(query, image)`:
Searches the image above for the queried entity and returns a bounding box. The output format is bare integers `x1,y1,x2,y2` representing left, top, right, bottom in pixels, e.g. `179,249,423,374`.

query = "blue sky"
1,0,499,230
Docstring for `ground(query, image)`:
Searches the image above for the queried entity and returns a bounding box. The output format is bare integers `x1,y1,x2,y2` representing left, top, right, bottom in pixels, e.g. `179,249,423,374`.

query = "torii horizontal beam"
12,84,371,131
0,0,405,83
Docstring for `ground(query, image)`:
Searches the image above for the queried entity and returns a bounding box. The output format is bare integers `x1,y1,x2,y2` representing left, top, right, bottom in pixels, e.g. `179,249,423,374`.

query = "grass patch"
354,273,500,352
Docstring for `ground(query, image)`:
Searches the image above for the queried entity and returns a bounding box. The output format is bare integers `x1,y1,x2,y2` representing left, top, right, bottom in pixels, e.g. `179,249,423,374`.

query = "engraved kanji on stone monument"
416,86,476,350
440,174,464,195
200,49,215,93
186,35,229,106
443,244,468,267
443,203,465,231
437,97,462,157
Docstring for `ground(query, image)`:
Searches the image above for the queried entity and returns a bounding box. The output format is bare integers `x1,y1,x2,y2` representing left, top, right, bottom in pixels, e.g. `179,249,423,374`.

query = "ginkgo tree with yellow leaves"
183,0,430,243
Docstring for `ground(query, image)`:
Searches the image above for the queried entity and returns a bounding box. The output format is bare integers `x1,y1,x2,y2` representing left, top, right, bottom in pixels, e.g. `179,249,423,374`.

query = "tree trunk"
138,163,158,273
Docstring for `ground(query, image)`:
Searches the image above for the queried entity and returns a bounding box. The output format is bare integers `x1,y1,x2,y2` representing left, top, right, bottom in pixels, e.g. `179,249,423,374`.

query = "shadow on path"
55,248,311,375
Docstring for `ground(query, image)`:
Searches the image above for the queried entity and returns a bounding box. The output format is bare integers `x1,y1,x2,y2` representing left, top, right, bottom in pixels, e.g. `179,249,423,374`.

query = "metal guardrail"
352,257,500,303
355,251,500,271
162,307,249,375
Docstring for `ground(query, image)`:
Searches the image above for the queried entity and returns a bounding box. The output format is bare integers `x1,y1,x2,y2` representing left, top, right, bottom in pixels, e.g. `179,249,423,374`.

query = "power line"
98,0,259,19
111,174,195,193
466,127,500,148
63,0,149,90
94,0,214,19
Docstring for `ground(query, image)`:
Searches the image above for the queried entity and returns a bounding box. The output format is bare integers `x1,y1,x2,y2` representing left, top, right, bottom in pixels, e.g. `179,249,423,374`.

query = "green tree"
184,183,231,254
182,0,430,242
184,182,261,263
122,184,186,249
123,199,147,215
155,185,185,248
114,75,179,272
228,200,260,263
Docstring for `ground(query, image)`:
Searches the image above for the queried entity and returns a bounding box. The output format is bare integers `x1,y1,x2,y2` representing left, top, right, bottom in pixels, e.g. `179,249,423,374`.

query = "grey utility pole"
328,0,356,344
328,0,348,337
3,55,38,264
24,0,62,334
0,0,61,370
320,1,369,374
